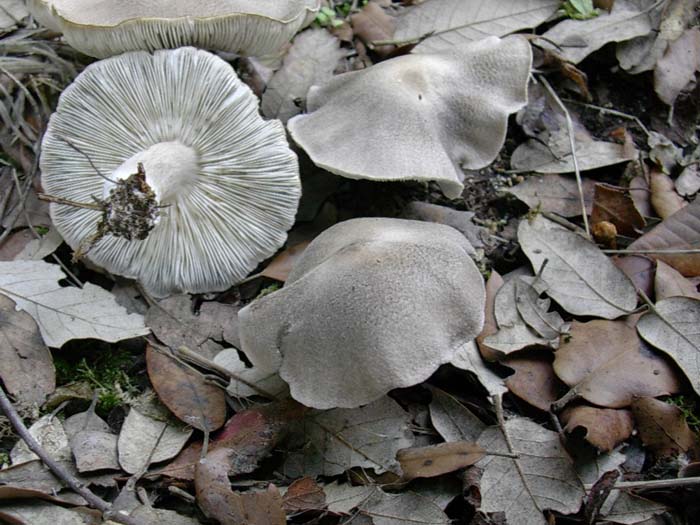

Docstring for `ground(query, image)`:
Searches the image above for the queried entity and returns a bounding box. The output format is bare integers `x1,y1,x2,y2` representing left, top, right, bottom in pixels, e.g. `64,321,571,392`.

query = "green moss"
54,348,137,413
666,395,700,433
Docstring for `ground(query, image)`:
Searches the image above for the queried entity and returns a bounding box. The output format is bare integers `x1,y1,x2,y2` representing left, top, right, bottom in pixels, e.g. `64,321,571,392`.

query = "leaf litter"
2,2,700,524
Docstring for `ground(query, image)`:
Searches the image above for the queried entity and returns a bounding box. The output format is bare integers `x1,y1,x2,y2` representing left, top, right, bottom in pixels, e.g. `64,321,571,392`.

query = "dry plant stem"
584,476,700,491
538,75,590,238
561,98,651,137
37,192,102,210
603,248,700,255
0,386,145,525
541,211,588,236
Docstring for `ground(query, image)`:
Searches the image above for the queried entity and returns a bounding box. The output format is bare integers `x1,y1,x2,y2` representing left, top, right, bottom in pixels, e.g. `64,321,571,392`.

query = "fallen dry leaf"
650,168,686,219
637,296,700,396
394,0,559,53
260,241,310,282
117,408,192,475
261,29,344,123
0,502,101,525
628,196,700,276
477,417,585,525
0,260,148,347
654,27,700,106
10,414,70,466
65,407,119,473
676,164,700,197
655,260,700,300
351,2,396,58
360,489,450,525
519,216,638,318
282,477,326,513
591,183,645,236
146,344,227,432
397,442,485,480
503,351,565,412
515,276,569,341
283,396,413,477
403,201,489,250
450,341,508,398
554,320,681,408
429,387,486,443
0,294,55,407
507,174,596,217
475,271,504,362
631,397,700,459
613,255,655,297
561,405,634,452
629,171,652,217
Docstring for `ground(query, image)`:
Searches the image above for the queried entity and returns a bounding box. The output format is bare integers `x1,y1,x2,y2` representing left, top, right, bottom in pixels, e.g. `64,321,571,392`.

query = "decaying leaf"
506,174,596,217
403,201,489,250
260,241,310,283
554,320,681,408
631,397,700,459
0,260,148,347
503,352,564,412
213,347,289,399
117,408,192,475
397,442,485,480
654,27,700,106
518,216,638,318
429,387,487,443
0,502,101,525
561,405,634,452
614,254,655,297
591,183,645,236
476,417,585,525
676,164,700,197
360,490,450,525
483,270,553,354
0,294,55,407
10,414,71,466
282,477,326,513
394,0,559,53
628,197,700,276
351,1,396,58
146,344,227,432
65,408,120,473
450,341,508,398
261,29,344,124
637,297,700,396
515,277,569,340
540,0,656,64
475,271,504,362
283,396,413,477
650,168,686,219
655,260,700,300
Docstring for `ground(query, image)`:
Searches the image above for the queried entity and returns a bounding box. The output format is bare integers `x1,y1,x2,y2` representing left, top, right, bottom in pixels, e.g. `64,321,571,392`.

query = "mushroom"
27,0,320,58
287,35,532,198
41,47,300,297
238,218,485,409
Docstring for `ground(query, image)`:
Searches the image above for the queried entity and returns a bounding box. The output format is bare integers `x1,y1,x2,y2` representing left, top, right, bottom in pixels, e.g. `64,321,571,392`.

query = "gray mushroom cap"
238,218,486,409
41,47,300,297
288,36,532,198
27,0,320,58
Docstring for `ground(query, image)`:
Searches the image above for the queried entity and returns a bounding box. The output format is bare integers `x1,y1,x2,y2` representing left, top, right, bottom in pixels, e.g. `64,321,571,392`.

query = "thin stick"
603,248,700,255
584,476,700,491
561,98,651,137
37,192,102,210
0,386,145,525
538,75,590,238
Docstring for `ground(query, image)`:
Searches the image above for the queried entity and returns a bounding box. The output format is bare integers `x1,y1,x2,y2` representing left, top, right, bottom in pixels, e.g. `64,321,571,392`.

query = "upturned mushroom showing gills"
27,0,320,58
40,47,300,297
288,35,532,199
238,218,486,409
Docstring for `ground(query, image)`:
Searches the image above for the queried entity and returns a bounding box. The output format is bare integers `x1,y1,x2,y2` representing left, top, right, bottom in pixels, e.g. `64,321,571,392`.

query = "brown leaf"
560,405,634,452
0,294,55,407
613,255,654,297
261,241,310,282
628,197,700,276
506,174,596,217
150,441,202,481
650,168,686,219
0,230,35,261
591,183,645,236
553,320,681,408
631,397,700,459
397,442,485,480
629,172,652,218
146,344,227,432
196,448,286,525
655,260,700,300
503,352,565,412
476,271,503,362
282,477,326,512
583,469,619,525
351,2,396,58
654,27,700,106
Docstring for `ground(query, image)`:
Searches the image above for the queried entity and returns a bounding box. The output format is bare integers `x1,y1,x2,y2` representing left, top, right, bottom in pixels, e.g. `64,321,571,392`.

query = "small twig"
538,75,590,238
168,485,196,504
541,211,588,236
0,386,145,525
561,98,651,137
37,192,102,210
603,248,700,255
584,476,700,491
